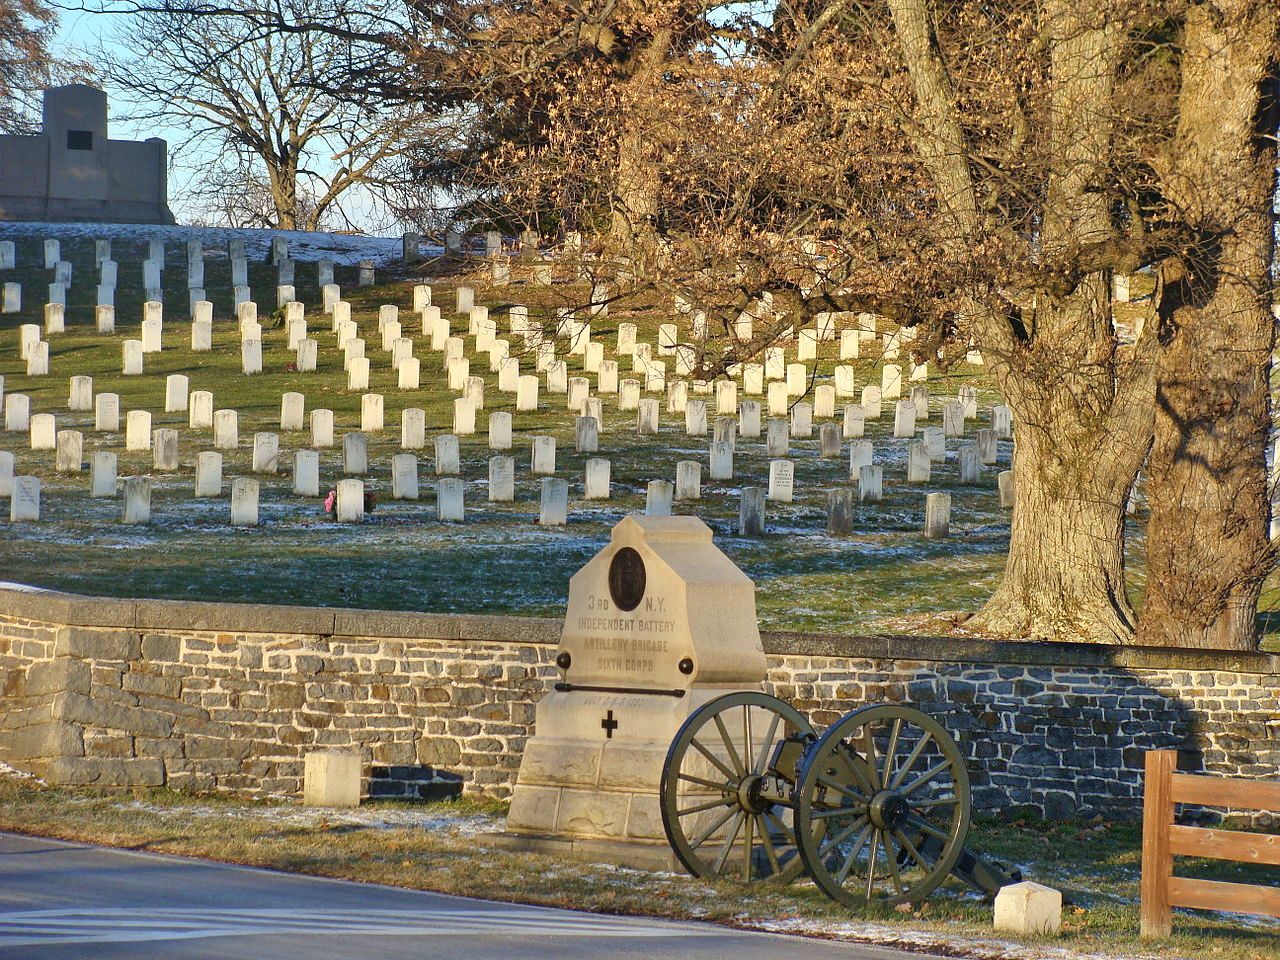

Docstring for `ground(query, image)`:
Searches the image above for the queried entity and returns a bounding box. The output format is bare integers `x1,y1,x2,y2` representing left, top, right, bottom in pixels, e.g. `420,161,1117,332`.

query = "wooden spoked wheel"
660,691,816,883
794,703,971,905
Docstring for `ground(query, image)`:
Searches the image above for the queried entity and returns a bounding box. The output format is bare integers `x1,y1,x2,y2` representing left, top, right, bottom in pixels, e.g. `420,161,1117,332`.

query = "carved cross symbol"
601,710,619,739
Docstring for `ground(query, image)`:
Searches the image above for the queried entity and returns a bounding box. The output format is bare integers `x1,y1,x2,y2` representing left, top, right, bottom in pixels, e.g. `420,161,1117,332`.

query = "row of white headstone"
2,444,998,537
0,235,378,318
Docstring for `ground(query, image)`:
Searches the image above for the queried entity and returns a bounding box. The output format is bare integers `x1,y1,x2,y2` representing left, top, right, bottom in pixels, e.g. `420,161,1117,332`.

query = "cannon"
660,692,1020,906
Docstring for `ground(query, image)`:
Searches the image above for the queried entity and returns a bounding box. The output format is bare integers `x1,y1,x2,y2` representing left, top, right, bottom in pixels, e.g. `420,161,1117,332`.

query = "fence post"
1140,749,1176,938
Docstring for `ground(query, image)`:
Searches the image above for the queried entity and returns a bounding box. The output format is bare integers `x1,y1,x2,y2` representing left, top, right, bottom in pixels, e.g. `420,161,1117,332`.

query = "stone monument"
499,514,766,868
0,85,175,223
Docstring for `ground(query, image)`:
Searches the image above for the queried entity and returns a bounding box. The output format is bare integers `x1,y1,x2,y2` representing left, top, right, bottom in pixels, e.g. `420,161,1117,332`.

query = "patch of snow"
744,917,1173,960
0,760,43,782
115,799,501,837
0,222,424,266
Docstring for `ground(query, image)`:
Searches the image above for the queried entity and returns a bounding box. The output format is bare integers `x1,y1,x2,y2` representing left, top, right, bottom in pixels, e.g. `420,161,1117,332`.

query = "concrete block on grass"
304,749,361,808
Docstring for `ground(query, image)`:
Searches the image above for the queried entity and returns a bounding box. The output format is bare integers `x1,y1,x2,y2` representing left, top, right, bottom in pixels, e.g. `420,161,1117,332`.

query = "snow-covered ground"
0,221,410,266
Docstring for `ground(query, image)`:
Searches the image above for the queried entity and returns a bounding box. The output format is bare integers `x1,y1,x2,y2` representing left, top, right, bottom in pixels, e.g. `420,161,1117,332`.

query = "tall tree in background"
100,0,424,230
0,0,56,132
471,0,1277,647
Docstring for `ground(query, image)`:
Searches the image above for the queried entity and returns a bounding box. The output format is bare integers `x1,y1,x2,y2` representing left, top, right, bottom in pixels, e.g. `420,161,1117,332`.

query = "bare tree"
99,0,424,229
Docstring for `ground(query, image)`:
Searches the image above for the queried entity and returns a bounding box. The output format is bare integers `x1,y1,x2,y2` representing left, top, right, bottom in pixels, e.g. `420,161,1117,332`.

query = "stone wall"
2,583,1277,819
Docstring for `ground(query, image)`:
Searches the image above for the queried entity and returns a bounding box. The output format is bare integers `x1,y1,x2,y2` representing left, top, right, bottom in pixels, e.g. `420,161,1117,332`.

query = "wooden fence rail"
1140,750,1280,937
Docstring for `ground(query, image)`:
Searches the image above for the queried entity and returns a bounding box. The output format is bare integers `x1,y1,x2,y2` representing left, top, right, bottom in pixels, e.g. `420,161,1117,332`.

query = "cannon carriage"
660,692,1020,906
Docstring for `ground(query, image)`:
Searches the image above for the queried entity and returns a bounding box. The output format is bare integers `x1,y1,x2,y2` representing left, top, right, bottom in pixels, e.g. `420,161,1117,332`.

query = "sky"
48,6,395,234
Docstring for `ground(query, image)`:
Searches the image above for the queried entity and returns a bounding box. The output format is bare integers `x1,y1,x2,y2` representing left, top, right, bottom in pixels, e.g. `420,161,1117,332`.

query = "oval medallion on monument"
607,546,645,611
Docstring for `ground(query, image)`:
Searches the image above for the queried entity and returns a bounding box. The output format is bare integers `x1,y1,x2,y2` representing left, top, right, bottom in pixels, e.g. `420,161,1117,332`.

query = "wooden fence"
1140,750,1280,937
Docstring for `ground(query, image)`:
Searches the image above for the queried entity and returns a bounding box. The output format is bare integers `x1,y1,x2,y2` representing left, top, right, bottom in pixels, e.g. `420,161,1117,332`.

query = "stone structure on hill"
0,85,175,224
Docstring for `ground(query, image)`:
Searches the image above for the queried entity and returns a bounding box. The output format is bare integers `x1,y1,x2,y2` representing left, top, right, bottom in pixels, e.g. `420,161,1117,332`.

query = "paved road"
0,832,939,960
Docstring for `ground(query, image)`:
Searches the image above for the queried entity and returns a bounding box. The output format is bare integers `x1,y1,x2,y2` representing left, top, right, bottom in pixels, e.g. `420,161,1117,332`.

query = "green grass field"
0,224,1276,644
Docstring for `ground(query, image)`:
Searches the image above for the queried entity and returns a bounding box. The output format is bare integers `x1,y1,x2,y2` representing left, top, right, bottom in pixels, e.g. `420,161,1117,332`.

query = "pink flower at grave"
324,490,336,514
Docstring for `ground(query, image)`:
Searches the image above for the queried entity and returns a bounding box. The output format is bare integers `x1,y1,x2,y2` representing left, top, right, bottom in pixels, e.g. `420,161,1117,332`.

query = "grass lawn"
0,224,1276,645
0,774,1275,960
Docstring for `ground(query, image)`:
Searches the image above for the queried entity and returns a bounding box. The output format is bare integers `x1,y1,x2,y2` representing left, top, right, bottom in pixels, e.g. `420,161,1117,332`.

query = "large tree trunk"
267,156,299,230
609,29,672,255
970,282,1155,643
1135,2,1279,650
890,0,1156,642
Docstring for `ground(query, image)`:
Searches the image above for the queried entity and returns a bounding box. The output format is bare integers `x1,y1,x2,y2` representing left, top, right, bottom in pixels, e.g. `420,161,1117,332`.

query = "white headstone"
739,400,762,439
336,478,364,522
95,392,120,432
25,341,48,376
583,458,611,499
19,323,39,359
152,428,180,471
91,451,117,497
766,418,790,457
348,357,370,391
10,476,40,521
283,331,313,370
645,479,674,516
274,391,304,432
768,460,794,502
55,429,83,472
195,452,223,497
437,477,465,521
191,320,213,352
998,469,1016,508
343,433,369,475
487,412,512,451
858,464,884,503
230,478,260,526
388,453,418,500
434,434,460,475
311,409,335,448
487,455,515,501
294,449,320,497
68,376,93,412
124,411,151,451
539,477,569,525
675,460,702,500
242,339,263,375
360,393,385,433
251,432,279,474
122,477,151,524
162,374,189,413
942,401,964,437
791,402,813,438
893,399,917,438
861,385,883,420
1,282,19,313
213,409,239,450
516,375,540,411
5,393,30,431
575,416,599,453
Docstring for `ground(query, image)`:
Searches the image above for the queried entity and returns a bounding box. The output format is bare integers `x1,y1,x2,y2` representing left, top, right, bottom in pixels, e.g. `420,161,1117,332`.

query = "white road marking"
0,908,714,947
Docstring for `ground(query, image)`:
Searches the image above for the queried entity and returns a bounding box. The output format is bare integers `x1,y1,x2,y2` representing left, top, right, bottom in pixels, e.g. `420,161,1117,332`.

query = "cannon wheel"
794,703,970,906
660,691,815,883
